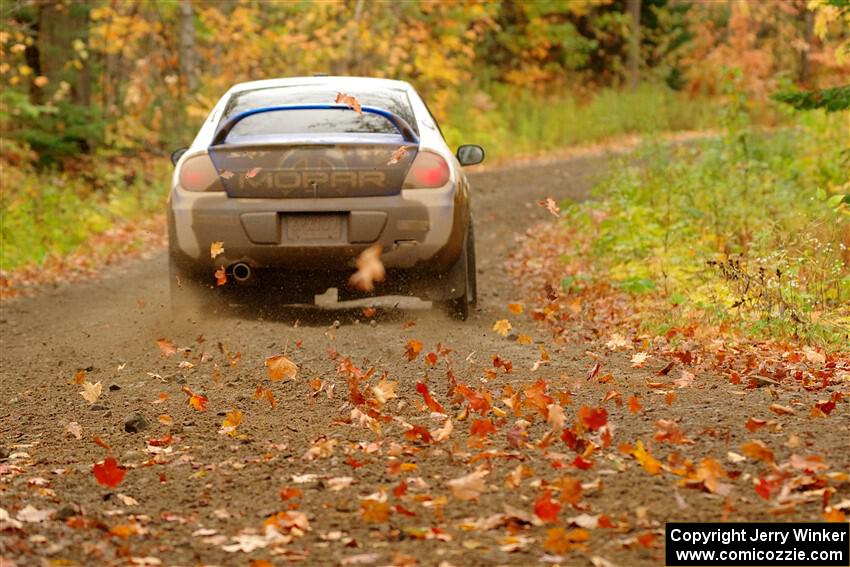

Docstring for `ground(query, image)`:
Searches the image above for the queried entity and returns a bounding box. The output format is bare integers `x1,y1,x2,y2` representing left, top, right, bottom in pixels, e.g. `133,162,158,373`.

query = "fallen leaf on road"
80,381,102,404
65,421,82,439
769,404,795,416
447,467,488,501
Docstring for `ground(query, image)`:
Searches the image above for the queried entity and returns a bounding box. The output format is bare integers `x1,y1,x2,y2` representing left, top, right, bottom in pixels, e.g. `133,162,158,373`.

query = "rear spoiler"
211,104,420,146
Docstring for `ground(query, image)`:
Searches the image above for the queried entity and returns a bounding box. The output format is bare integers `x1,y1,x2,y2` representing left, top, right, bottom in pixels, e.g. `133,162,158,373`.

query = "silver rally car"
168,76,484,319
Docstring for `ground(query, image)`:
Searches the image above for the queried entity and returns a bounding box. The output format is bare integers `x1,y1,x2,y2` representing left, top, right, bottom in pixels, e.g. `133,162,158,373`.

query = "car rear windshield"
221,85,418,139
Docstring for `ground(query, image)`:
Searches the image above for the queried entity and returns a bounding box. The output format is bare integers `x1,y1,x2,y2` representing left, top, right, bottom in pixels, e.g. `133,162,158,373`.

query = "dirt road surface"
2,152,847,567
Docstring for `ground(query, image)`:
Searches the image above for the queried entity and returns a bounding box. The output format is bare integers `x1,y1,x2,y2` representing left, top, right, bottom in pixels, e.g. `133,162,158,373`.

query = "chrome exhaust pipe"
231,263,253,283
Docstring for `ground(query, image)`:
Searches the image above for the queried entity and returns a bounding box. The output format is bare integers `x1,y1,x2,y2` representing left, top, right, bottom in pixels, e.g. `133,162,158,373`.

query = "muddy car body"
168,76,483,318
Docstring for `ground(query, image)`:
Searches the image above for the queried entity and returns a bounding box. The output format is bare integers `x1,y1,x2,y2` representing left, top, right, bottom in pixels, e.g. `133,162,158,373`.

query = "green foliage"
563,109,850,345
0,156,170,271
1,90,105,164
443,83,721,160
771,85,850,112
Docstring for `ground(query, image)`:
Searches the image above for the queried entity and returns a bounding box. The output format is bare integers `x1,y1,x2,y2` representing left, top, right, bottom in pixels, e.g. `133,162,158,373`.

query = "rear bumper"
168,183,467,274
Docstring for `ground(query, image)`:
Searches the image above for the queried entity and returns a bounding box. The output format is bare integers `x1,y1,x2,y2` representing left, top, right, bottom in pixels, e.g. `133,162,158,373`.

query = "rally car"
167,76,484,319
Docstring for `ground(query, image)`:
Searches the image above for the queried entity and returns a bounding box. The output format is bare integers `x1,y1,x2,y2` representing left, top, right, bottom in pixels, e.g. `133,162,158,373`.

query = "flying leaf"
245,167,262,179
517,334,533,345
492,319,512,337
348,244,385,291
266,355,298,381
431,419,453,442
404,339,424,361
416,382,445,413
577,406,608,431
210,241,224,259
632,440,662,475
740,440,774,464
386,146,408,166
371,378,398,405
215,266,227,286
182,386,208,411
547,403,565,431
156,338,177,357
507,302,524,315
335,92,363,114
537,198,560,217
93,457,126,488
627,395,642,414
219,409,243,437
80,381,102,404
534,490,561,522
447,467,488,501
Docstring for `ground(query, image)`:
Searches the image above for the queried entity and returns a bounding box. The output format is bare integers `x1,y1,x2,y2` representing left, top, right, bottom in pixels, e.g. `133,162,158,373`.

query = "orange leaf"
265,355,298,381
386,146,408,166
214,266,227,286
769,404,795,416
556,476,582,505
93,457,126,488
741,440,775,464
182,386,208,411
335,92,362,114
416,382,445,413
534,490,561,523
360,500,391,522
156,338,177,357
628,395,642,414
280,487,302,501
745,417,767,432
405,339,423,361
507,302,524,315
470,418,497,437
543,527,589,553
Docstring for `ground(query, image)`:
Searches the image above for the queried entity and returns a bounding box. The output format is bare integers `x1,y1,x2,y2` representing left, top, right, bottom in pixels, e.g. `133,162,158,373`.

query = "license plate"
285,214,343,242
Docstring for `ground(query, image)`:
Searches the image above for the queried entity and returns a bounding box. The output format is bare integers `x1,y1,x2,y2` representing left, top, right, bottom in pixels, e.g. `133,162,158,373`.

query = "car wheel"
440,223,476,321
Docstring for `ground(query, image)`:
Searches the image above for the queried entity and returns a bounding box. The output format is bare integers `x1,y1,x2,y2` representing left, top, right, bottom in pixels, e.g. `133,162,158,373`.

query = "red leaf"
572,455,594,470
393,480,408,499
470,418,497,437
403,424,433,444
416,382,445,413
93,457,126,488
578,406,608,431
534,490,561,523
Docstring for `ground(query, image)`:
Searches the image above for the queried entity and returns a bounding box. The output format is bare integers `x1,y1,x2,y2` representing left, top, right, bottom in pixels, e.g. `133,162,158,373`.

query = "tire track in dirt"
6,151,843,566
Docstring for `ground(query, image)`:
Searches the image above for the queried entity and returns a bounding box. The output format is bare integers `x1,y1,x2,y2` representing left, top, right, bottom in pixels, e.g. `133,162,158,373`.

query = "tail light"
402,151,450,189
179,153,224,192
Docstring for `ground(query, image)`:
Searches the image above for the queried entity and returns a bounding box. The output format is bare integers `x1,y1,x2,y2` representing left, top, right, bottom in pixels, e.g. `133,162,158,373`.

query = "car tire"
439,222,477,321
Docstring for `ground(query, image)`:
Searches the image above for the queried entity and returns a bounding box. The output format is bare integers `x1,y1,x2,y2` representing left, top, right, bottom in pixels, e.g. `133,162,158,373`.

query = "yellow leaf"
633,440,662,475
492,319,512,337
210,241,224,259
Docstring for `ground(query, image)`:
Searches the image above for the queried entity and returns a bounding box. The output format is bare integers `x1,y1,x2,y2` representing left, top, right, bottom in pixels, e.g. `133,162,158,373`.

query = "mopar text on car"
167,76,483,319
